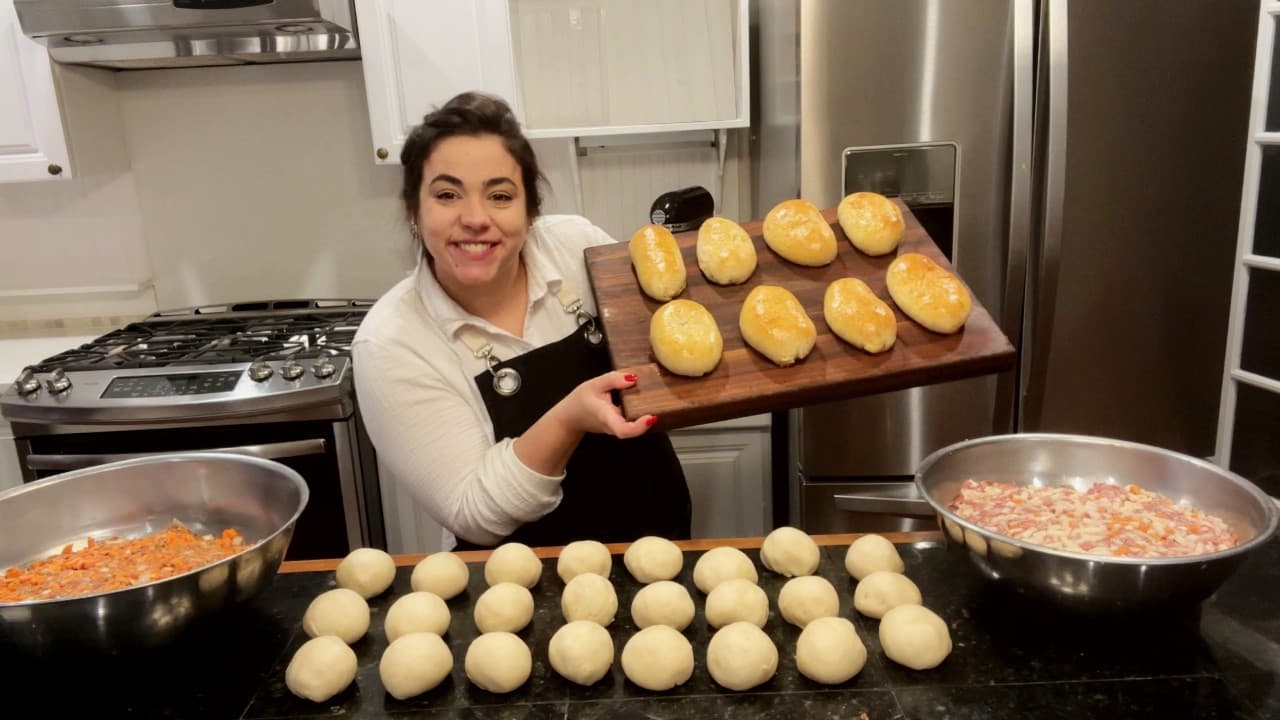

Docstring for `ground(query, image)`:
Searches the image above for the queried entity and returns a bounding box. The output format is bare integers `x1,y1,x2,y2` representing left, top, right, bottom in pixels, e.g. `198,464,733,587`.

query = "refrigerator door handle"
995,0,1037,433
832,483,936,519
1020,0,1070,430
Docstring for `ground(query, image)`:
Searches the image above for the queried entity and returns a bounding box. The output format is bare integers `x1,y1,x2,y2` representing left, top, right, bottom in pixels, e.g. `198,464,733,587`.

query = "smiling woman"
352,92,691,550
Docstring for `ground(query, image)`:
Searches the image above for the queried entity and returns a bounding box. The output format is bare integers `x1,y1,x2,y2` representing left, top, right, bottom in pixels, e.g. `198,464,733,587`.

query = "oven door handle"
832,483,937,518
25,439,328,472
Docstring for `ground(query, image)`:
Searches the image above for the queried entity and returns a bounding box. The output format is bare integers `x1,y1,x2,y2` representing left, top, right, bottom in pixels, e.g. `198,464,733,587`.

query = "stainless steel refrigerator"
752,0,1258,532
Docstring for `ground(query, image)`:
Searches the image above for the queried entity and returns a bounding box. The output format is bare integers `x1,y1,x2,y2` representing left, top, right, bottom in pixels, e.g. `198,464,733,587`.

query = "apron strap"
456,282,603,396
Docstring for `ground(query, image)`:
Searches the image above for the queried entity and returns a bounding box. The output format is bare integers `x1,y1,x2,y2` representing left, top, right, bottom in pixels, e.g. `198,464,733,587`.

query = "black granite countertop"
3,538,1278,719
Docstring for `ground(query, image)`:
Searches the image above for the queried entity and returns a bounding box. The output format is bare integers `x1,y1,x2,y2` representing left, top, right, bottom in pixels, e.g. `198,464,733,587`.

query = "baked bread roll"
838,192,905,256
696,217,757,285
824,278,897,353
630,224,687,301
762,200,837,267
739,286,817,367
650,299,724,377
885,253,972,334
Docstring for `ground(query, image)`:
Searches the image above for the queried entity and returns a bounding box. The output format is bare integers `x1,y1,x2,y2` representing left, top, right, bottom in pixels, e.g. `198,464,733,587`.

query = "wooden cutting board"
584,202,1016,430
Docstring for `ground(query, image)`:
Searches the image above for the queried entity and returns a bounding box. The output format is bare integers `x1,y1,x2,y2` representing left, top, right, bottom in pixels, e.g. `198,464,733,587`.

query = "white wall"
114,61,410,309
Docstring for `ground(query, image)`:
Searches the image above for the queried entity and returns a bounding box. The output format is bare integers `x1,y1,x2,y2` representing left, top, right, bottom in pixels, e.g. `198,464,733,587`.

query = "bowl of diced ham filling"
915,434,1278,612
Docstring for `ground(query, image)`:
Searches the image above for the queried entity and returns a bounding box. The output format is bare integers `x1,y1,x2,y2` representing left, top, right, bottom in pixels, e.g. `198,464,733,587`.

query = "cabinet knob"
376,147,389,160
47,163,63,176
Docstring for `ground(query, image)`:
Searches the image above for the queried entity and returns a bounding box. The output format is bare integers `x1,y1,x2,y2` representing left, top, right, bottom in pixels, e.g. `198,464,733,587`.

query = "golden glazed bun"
739,286,817,367
823,278,897,354
885,253,972,334
650,299,724,377
762,200,837,267
696,217,758,285
630,224,687,301
838,192,905,256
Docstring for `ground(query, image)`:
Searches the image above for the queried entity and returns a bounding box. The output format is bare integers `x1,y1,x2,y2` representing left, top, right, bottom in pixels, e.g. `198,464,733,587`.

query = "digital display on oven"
101,371,243,398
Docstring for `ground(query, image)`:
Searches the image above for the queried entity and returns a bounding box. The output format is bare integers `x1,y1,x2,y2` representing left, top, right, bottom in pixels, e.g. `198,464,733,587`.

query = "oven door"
18,419,365,561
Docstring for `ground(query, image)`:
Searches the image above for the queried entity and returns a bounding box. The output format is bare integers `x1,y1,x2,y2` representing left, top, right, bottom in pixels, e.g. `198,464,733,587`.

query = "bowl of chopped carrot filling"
914,433,1278,612
0,452,308,653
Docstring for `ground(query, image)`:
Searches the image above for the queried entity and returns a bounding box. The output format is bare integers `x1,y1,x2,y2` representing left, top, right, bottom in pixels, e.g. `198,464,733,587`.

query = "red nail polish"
646,416,658,427
624,373,637,383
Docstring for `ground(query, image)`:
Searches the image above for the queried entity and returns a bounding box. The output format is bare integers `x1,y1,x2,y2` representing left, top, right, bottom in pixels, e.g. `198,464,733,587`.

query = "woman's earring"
410,221,423,242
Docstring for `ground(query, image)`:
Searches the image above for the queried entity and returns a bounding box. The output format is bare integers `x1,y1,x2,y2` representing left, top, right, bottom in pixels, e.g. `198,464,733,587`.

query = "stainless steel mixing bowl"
914,433,1278,612
0,453,308,653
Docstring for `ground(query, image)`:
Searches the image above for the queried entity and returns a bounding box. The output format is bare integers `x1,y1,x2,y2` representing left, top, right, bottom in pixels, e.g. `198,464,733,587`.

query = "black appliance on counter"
650,185,715,233
0,299,384,561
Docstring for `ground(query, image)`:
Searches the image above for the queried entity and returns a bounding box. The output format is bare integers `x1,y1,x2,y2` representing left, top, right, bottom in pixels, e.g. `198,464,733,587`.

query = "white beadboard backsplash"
511,0,738,130
579,143,723,242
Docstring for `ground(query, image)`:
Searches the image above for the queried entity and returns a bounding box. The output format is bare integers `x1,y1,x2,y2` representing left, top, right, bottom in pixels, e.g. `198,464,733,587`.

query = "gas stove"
1,299,385,559
1,299,374,427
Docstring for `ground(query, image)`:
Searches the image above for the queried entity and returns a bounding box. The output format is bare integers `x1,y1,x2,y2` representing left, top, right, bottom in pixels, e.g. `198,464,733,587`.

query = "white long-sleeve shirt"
352,215,617,547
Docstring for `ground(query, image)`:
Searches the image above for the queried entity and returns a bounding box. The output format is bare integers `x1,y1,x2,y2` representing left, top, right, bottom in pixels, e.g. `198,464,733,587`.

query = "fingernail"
646,416,658,427
624,373,637,383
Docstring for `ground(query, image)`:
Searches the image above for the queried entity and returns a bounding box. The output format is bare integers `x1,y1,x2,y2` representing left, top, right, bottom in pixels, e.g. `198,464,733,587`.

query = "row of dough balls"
632,192,910,302
284,532,952,702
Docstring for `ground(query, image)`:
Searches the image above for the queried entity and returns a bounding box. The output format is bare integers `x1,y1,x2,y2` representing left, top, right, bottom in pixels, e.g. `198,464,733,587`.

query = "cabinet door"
355,0,521,165
670,422,771,539
0,0,70,183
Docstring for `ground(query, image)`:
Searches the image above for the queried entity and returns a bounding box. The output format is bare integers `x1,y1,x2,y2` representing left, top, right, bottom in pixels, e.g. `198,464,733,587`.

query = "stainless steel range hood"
14,0,360,70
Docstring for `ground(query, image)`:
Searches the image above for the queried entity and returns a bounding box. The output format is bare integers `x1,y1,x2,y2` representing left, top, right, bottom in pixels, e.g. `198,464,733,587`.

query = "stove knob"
311,357,336,379
248,360,274,382
280,360,305,381
14,367,41,396
44,368,72,394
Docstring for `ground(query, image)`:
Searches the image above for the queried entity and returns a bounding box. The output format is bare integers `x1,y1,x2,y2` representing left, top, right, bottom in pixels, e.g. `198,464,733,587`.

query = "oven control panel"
0,358,353,423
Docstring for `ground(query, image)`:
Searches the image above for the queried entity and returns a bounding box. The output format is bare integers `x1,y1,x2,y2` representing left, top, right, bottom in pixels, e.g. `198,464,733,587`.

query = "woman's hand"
513,371,656,476
553,371,656,439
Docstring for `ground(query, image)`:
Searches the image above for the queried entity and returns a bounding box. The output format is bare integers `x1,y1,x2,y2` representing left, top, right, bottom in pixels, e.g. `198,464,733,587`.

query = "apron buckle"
576,310,604,346
485,354,522,397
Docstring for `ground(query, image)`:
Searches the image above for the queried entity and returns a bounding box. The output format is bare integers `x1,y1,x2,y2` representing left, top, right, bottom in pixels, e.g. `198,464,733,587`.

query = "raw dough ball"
385,591,451,642
474,582,535,633
760,526,820,577
561,572,618,626
379,632,453,700
557,540,613,583
285,635,357,703
879,604,952,670
777,575,839,628
705,578,769,629
630,580,695,631
485,542,542,588
548,620,615,686
844,534,905,580
706,621,778,691
335,547,396,599
624,536,684,584
302,588,370,644
621,625,694,691
692,546,759,593
465,632,532,693
796,616,867,684
411,552,469,599
853,571,922,619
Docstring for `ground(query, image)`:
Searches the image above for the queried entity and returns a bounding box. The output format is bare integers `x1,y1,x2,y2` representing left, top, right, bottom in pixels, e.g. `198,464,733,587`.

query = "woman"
353,92,692,549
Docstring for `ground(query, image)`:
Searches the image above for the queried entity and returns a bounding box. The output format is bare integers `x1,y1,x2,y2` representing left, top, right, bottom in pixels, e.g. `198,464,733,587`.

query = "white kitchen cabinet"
377,414,772,553
355,0,748,164
355,0,522,165
669,414,771,539
0,1,129,185
0,0,70,183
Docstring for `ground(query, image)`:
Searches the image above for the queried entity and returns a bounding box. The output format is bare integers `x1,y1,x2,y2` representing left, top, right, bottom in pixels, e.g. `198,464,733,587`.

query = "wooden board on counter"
584,202,1016,429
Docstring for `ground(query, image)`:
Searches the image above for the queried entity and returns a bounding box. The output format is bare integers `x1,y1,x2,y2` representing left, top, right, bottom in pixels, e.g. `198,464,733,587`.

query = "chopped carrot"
0,521,245,603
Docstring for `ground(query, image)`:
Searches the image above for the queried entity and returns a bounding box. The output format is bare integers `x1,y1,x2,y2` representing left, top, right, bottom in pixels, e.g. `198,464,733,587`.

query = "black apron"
454,307,691,550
